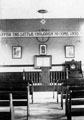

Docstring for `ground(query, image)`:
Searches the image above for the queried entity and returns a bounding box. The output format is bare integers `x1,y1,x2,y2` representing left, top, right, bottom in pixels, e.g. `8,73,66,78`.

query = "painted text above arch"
0,31,81,38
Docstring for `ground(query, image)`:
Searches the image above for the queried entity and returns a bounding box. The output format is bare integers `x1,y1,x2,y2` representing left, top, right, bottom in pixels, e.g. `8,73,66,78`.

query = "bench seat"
66,86,84,120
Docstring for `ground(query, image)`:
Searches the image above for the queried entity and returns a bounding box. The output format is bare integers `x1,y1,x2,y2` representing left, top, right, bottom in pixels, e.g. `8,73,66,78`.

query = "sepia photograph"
65,45,75,58
12,46,22,59
39,44,47,55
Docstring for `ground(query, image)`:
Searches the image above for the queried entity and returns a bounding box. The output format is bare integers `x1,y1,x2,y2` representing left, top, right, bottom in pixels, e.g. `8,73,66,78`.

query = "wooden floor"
0,92,84,120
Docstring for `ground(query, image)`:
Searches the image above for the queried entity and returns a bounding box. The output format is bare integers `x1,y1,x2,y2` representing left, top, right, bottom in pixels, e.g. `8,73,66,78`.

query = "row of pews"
66,85,84,120
0,72,31,120
0,59,84,120
60,60,84,120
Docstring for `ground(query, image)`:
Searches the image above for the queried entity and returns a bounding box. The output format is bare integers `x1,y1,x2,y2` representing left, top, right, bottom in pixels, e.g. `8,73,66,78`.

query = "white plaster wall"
0,19,84,72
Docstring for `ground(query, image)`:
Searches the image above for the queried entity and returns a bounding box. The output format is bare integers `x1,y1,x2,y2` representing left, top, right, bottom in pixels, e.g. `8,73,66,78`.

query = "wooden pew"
60,78,84,109
0,92,12,120
66,86,84,120
12,83,29,120
0,81,29,120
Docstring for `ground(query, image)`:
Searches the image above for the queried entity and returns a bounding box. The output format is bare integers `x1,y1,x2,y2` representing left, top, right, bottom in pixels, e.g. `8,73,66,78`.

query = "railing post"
31,81,34,104
66,68,68,79
57,79,59,103
27,83,30,119
53,79,55,99
61,83,63,109
23,69,25,80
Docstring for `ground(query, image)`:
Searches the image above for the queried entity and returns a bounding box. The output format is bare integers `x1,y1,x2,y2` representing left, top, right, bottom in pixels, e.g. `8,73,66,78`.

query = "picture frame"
12,46,22,59
34,55,52,68
39,44,47,55
65,45,75,58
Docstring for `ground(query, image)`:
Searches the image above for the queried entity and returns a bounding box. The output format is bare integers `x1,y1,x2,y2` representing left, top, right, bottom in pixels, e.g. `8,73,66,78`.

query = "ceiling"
0,0,84,19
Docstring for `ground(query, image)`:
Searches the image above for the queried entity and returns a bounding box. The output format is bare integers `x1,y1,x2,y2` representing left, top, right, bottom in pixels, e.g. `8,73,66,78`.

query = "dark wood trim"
0,64,65,67
52,64,65,66
0,64,34,67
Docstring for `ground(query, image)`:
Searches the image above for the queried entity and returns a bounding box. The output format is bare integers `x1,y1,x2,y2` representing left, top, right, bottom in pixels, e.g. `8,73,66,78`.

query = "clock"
36,37,50,43
70,64,76,70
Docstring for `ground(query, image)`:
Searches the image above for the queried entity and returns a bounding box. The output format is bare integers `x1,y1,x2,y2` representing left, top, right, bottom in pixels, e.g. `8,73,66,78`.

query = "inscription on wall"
0,31,81,38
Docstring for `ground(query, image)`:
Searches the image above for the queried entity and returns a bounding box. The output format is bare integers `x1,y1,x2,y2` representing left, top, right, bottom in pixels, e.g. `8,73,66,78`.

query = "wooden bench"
0,81,29,120
60,78,84,109
60,60,83,109
66,86,84,120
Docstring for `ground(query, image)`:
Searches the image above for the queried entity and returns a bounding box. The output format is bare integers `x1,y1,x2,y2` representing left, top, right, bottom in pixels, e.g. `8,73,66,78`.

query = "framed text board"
34,55,52,68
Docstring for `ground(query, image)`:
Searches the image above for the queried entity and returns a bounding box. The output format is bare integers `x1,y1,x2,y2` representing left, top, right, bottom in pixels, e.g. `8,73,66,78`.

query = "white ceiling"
0,0,84,19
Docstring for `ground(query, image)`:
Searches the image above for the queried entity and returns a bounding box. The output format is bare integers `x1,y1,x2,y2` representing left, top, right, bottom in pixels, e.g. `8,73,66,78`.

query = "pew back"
66,86,84,120
0,72,29,120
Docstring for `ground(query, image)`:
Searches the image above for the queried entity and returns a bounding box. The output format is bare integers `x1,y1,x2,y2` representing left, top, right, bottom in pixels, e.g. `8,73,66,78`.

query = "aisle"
28,92,66,120
15,92,66,120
